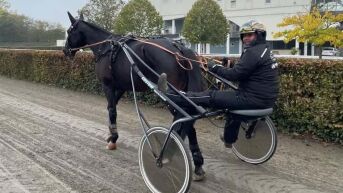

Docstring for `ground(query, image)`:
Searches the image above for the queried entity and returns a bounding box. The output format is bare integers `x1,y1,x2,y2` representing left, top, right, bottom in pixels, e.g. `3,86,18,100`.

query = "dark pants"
167,90,263,143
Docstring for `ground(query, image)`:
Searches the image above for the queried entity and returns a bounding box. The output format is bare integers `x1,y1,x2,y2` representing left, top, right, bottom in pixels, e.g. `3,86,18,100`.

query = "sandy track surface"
0,76,342,193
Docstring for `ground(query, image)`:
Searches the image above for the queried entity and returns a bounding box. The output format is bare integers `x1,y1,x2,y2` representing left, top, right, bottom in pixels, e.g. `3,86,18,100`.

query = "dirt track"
0,76,342,193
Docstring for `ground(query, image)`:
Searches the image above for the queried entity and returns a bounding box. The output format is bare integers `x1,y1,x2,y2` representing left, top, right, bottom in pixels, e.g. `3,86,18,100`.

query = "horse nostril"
63,48,69,56
63,48,74,58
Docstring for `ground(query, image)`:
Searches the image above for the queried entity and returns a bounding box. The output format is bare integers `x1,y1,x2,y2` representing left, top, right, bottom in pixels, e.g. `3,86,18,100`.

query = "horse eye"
67,26,74,34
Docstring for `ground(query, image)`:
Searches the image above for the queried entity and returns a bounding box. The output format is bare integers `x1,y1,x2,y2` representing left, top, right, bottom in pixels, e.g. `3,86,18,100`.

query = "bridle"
64,20,81,56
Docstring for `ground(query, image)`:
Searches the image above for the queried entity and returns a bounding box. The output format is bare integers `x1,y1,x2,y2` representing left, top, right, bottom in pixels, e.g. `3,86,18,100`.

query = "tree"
182,0,229,45
114,0,163,37
79,0,124,32
0,0,9,10
0,10,64,44
28,21,65,42
273,7,343,58
0,11,30,42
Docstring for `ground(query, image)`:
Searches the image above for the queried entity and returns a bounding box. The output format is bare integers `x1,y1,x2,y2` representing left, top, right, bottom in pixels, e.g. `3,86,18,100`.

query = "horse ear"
79,12,84,20
67,11,76,24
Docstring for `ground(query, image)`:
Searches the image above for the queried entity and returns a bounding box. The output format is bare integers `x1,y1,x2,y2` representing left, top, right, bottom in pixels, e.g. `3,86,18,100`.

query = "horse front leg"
103,84,125,150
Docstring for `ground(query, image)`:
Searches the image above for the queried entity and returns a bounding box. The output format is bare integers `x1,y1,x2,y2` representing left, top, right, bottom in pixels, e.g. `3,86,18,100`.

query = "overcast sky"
7,0,88,28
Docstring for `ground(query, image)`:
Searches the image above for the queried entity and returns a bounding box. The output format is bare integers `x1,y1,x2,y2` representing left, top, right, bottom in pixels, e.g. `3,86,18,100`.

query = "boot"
157,73,168,93
220,134,232,148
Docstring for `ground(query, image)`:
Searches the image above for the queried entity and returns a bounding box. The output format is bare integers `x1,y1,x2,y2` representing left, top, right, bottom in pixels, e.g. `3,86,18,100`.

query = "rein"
134,39,226,72
69,39,113,52
68,37,224,72
68,37,227,91
135,38,195,71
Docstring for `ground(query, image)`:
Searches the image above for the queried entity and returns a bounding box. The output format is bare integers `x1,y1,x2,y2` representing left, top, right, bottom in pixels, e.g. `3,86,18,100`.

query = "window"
231,0,236,8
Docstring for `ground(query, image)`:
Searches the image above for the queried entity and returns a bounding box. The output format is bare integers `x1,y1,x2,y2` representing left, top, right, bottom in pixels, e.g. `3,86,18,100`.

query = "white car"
322,47,340,56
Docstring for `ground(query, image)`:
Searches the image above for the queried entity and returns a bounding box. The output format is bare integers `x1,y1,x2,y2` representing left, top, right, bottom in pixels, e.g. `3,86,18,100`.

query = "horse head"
63,12,86,58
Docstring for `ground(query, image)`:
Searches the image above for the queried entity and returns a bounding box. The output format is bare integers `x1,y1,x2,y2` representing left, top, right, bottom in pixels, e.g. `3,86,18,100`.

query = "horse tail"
179,47,207,92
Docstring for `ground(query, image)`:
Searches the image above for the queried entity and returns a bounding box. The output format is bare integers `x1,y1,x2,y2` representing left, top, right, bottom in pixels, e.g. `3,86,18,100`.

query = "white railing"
2,48,343,60
201,53,343,60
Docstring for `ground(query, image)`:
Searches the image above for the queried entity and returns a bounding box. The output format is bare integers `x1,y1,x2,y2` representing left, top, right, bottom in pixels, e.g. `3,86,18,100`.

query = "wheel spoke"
232,117,277,164
138,127,192,193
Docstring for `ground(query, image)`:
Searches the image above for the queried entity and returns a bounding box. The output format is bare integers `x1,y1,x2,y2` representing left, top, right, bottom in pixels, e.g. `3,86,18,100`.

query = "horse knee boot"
190,145,205,181
190,145,204,166
107,125,119,150
109,130,119,143
107,125,119,143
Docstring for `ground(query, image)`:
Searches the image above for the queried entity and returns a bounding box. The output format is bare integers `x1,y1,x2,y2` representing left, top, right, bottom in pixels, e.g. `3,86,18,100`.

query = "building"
56,40,66,47
150,0,342,55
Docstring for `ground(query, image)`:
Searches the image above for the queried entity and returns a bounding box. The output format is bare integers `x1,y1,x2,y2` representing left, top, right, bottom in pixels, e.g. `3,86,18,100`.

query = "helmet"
240,20,267,43
240,20,266,34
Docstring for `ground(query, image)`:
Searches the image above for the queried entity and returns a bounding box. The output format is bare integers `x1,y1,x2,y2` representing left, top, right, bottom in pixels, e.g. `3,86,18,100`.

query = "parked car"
322,47,340,56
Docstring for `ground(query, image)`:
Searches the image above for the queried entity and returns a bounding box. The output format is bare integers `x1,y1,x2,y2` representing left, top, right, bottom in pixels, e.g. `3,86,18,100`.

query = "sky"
7,0,89,28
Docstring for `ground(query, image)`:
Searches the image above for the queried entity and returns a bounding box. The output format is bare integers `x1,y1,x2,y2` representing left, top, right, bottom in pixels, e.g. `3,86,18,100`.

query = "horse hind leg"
106,106,118,150
173,113,205,181
185,123,206,181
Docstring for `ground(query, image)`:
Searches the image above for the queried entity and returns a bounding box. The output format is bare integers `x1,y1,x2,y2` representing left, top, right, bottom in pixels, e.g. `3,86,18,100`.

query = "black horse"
63,12,207,180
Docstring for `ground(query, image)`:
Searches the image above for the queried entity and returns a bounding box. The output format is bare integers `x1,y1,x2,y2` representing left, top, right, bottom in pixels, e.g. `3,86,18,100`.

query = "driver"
158,20,279,148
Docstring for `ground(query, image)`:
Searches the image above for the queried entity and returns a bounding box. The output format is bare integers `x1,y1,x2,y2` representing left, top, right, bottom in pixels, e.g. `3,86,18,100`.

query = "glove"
207,59,222,72
221,57,229,66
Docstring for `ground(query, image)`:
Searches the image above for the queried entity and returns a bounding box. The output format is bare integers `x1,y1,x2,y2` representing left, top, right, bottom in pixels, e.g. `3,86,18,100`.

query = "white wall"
56,40,66,47
150,0,312,40
149,0,196,20
223,0,311,40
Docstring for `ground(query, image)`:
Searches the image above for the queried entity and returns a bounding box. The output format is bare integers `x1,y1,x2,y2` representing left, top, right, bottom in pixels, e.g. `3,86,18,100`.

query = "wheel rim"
138,127,191,193
232,118,277,164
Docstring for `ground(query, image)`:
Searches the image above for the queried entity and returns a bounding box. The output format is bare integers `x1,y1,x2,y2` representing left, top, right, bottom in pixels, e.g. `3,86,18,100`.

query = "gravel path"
0,76,342,193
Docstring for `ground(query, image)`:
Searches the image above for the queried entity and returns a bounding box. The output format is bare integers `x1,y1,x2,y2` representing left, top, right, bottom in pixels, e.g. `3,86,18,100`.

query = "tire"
138,127,192,193
232,116,277,164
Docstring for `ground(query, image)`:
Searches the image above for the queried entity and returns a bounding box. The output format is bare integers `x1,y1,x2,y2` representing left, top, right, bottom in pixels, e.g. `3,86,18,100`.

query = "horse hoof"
107,142,117,150
193,172,205,181
193,166,206,181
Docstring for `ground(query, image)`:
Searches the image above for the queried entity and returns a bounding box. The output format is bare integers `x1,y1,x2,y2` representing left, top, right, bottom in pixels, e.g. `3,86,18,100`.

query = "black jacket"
212,43,279,108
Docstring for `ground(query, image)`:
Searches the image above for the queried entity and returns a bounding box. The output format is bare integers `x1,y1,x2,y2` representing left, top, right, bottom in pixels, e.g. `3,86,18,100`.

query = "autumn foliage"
274,8,343,58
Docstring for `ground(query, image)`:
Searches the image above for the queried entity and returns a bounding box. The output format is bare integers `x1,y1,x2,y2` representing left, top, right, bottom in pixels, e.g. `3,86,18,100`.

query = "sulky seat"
229,108,273,117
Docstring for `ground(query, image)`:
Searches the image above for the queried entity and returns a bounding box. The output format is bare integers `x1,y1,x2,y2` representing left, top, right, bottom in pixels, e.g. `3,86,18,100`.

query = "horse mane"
82,20,122,39
83,20,110,33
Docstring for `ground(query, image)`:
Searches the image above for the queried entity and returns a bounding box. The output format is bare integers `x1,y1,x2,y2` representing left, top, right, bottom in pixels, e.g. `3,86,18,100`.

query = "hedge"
0,49,342,144
275,58,342,144
0,49,102,94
